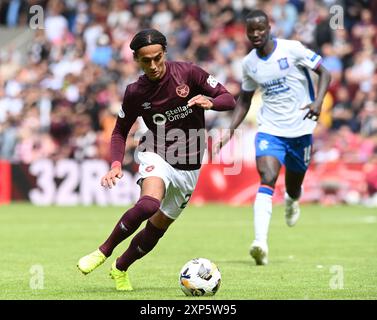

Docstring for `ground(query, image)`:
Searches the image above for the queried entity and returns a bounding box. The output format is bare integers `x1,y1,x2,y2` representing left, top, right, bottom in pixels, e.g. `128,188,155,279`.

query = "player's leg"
109,167,199,290
110,210,173,291
284,134,312,227
250,155,281,265
77,152,170,275
99,177,164,257
285,170,305,199
284,170,305,226
77,177,164,275
250,132,286,265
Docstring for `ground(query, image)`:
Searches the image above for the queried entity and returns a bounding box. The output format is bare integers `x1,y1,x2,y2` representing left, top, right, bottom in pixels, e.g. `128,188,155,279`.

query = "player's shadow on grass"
216,259,287,266
215,259,255,266
75,286,138,295
132,286,195,298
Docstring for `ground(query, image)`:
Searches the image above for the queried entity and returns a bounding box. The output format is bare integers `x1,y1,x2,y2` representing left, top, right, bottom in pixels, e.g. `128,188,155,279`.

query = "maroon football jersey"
111,61,235,170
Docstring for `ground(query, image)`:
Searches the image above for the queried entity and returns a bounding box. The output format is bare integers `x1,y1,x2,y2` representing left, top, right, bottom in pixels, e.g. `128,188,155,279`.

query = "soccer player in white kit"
217,10,331,265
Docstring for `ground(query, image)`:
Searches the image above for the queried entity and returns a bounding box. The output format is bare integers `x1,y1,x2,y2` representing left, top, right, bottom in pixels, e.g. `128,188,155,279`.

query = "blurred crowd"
0,0,376,200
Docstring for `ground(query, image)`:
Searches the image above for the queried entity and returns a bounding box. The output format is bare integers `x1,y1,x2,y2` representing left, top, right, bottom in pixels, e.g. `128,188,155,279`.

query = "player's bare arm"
301,64,331,121
215,89,255,153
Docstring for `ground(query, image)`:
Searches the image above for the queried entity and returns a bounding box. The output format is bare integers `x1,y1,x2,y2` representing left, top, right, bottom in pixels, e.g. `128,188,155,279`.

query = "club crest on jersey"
278,58,289,70
259,139,269,151
176,84,190,98
145,165,155,172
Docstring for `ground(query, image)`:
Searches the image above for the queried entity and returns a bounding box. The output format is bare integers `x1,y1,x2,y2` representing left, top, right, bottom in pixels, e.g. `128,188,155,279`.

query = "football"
179,258,221,296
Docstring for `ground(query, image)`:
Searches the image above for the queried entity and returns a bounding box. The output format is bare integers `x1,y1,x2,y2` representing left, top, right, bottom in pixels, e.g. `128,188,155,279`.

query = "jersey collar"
256,39,277,61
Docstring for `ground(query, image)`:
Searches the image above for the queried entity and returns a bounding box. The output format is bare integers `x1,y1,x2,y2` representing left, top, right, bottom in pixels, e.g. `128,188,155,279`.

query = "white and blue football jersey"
242,39,322,137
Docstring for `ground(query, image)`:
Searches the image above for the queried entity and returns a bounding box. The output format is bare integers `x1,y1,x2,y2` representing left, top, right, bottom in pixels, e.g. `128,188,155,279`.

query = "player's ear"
133,51,138,61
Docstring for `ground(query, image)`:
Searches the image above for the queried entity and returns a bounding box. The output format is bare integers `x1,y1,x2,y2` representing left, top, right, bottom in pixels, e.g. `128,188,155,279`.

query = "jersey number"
180,193,192,209
304,145,312,167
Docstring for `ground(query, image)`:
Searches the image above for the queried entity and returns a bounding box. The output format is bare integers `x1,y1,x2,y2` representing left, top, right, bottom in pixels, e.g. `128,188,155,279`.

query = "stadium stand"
0,0,376,206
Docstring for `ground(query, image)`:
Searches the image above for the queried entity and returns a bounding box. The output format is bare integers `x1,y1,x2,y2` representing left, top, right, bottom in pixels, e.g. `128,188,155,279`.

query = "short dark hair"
129,29,167,53
245,10,269,23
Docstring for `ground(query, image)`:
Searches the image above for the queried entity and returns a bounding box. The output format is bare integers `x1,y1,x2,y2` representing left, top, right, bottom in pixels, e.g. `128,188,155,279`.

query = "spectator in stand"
0,0,375,211
90,34,113,67
331,86,359,132
44,0,69,45
271,0,298,38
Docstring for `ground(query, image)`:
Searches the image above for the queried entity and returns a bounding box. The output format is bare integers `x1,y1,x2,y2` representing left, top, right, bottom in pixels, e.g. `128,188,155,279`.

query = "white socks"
253,192,272,244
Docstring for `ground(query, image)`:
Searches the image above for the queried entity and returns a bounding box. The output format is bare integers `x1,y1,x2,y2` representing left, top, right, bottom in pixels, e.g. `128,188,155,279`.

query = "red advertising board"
1,159,373,206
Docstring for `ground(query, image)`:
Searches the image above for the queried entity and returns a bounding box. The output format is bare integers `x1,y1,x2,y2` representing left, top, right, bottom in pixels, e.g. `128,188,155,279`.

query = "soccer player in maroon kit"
77,29,236,291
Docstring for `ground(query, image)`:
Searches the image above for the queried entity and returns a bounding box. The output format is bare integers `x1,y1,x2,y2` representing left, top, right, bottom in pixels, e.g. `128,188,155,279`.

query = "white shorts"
136,152,200,220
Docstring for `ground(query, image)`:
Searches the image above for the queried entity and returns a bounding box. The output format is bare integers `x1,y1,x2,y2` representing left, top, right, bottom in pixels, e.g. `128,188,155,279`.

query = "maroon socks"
115,220,167,271
99,195,160,257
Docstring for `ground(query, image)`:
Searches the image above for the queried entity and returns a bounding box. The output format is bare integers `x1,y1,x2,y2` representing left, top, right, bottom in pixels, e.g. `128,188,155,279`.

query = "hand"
301,101,322,121
101,164,123,189
187,95,213,110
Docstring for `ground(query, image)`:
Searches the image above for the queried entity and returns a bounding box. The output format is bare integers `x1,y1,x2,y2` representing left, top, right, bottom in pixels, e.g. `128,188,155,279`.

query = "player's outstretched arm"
301,64,331,121
214,89,254,153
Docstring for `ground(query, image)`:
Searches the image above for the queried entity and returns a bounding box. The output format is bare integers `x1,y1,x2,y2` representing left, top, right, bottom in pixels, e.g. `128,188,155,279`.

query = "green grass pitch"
0,203,376,300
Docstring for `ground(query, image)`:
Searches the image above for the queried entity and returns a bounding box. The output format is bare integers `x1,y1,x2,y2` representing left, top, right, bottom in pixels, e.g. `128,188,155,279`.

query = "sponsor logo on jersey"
206,75,219,88
165,105,193,122
152,113,167,125
278,57,289,70
118,107,125,118
152,105,193,125
261,77,290,96
176,84,190,97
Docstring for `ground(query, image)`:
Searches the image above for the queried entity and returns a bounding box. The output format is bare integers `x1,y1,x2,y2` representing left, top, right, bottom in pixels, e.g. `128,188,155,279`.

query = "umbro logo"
136,246,146,255
142,102,151,109
120,222,128,232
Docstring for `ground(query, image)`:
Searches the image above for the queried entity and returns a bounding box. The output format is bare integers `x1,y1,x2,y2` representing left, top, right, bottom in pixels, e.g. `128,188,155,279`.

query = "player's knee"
119,196,161,231
149,210,174,229
136,195,161,215
260,172,278,188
